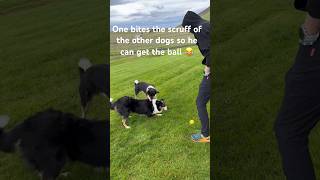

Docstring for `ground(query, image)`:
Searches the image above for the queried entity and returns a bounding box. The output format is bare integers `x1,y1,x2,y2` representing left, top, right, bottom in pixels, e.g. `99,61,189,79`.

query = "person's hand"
204,66,210,76
304,14,320,35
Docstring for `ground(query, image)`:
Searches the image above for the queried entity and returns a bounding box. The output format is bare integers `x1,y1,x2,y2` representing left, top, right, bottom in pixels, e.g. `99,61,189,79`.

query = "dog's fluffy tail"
134,80,139,84
78,58,92,72
0,115,21,153
110,98,115,110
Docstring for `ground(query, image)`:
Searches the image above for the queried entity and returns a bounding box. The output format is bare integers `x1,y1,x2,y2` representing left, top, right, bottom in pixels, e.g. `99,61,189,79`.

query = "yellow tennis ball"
189,119,195,125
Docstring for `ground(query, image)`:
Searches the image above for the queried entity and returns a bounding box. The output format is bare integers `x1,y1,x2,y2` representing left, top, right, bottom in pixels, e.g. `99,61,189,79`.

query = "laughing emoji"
185,47,193,56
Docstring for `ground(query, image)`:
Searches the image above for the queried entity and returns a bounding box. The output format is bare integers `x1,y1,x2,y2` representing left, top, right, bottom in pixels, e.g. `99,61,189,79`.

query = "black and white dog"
0,109,108,180
79,58,109,118
110,96,167,129
134,80,159,100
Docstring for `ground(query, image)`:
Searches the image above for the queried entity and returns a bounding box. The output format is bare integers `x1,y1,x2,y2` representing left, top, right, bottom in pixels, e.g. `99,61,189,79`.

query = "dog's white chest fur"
152,99,162,114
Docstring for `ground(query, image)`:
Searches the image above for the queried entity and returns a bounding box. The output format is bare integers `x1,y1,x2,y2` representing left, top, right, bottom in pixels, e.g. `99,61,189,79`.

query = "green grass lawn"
200,7,210,21
212,0,320,179
110,48,210,179
0,0,107,179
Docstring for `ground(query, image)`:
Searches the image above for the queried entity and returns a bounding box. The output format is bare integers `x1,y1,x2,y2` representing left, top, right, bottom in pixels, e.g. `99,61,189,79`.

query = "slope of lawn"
200,7,210,21
0,0,108,179
110,47,210,179
212,0,320,179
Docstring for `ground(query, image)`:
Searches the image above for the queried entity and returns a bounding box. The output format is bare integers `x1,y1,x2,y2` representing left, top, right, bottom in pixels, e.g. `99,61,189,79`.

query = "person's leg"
275,64,320,179
275,94,320,179
196,75,211,137
275,12,320,178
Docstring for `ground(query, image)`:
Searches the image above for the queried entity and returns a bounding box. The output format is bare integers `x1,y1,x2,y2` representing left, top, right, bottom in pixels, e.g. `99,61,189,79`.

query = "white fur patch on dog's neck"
146,85,155,92
152,99,162,114
147,86,156,101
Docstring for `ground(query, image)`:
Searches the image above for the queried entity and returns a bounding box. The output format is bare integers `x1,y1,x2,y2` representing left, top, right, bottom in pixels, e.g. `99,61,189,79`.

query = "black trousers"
275,40,320,180
196,75,211,137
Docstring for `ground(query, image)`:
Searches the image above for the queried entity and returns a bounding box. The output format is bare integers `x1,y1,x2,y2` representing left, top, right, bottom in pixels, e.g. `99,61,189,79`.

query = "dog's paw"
125,126,131,129
156,114,163,116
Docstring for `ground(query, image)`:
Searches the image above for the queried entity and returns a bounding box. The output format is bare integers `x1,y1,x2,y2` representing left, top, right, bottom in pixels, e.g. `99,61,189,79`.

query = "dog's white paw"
125,126,131,129
156,114,163,116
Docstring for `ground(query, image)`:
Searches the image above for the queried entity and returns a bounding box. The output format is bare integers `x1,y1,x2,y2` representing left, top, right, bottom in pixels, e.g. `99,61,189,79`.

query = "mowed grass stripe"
212,0,314,179
110,52,210,179
0,0,105,67
0,0,107,179
110,47,202,94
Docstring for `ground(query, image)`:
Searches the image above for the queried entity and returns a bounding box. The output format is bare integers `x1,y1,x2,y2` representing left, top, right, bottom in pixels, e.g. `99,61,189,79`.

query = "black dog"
110,96,167,129
134,80,159,100
0,109,108,180
79,58,109,118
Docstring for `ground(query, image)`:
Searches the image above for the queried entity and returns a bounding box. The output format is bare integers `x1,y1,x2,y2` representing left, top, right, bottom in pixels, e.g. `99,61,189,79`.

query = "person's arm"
299,0,320,45
304,0,320,34
303,14,320,35
203,54,210,76
204,65,210,76
306,0,320,19
295,0,320,34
